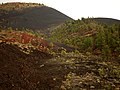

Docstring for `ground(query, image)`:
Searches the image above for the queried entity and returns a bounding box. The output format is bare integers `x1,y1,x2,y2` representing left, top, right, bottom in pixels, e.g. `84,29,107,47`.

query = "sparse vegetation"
51,18,120,60
0,30,50,53
0,2,72,32
0,2,120,90
0,2,44,11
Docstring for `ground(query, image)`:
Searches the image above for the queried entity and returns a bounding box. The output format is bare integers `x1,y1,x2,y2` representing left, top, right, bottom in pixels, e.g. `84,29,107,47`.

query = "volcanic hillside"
50,18,120,59
0,3,120,90
0,31,54,90
93,18,120,25
0,30,51,52
0,30,120,90
0,2,72,33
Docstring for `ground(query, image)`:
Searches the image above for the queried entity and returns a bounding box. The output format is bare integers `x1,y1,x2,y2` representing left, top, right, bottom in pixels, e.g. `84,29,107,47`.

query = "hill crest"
0,2,44,11
0,2,72,33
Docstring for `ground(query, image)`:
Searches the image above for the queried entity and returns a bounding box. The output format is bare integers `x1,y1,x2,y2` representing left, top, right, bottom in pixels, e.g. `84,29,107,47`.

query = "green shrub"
102,45,111,60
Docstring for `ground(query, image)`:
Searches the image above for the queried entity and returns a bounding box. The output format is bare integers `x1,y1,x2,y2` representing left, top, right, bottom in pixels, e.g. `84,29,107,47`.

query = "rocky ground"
0,42,120,90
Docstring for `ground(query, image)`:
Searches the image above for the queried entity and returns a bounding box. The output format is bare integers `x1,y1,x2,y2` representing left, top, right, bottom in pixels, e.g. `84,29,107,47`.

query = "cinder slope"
0,3,73,32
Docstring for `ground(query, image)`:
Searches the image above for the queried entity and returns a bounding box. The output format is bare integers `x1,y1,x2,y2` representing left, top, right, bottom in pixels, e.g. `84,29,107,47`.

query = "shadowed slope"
0,3,73,33
93,18,120,25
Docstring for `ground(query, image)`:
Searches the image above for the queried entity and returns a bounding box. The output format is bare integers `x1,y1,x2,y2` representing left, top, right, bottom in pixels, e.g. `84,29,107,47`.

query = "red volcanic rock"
20,33,33,44
31,37,39,47
0,31,50,52
5,38,17,42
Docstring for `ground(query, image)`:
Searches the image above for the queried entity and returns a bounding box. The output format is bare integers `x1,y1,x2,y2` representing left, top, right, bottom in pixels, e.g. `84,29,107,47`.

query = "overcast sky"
0,0,120,20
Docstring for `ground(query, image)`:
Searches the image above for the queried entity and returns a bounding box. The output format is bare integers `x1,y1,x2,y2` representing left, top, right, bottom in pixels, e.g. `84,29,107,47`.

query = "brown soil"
0,42,120,90
0,42,70,90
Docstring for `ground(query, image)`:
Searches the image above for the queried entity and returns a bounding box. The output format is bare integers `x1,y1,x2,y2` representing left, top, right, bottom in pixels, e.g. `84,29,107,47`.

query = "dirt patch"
0,42,68,90
0,42,120,90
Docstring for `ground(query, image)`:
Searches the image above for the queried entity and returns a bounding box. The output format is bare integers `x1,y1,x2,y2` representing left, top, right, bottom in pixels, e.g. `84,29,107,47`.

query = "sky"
0,0,120,20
